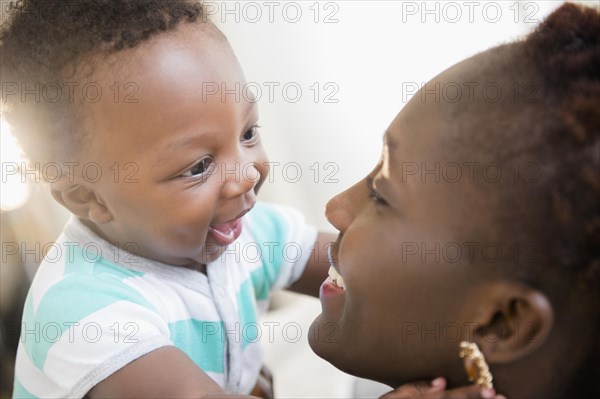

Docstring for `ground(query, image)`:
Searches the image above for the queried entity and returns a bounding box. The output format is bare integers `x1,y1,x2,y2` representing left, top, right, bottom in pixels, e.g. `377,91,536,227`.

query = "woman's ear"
50,177,112,224
467,281,553,364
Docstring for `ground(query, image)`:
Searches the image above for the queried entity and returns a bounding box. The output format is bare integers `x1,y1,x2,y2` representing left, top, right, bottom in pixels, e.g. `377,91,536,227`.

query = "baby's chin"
198,242,229,265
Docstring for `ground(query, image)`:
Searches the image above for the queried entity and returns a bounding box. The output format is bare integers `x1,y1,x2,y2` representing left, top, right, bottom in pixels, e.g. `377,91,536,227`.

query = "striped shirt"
13,202,317,398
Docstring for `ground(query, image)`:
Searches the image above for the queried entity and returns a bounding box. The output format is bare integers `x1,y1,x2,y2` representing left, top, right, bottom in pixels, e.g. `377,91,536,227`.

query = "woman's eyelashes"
366,177,388,206
241,125,260,144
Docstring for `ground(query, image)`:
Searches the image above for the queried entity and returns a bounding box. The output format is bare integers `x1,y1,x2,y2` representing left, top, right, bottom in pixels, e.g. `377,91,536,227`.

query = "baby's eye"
241,125,260,143
181,157,214,179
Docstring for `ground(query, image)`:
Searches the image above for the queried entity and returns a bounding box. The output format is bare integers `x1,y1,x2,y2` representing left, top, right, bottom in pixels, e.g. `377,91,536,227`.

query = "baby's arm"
87,346,259,398
288,232,336,297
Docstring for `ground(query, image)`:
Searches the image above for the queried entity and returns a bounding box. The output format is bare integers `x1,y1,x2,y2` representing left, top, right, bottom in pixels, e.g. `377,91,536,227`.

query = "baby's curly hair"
1,0,204,166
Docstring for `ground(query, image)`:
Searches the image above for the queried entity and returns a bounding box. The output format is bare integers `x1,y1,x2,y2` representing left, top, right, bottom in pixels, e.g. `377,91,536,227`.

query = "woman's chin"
308,316,410,386
308,315,342,360
308,315,365,378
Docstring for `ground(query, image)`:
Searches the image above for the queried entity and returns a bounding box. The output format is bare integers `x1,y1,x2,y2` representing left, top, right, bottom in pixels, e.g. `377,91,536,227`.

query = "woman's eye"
242,125,260,143
368,188,388,205
182,157,214,179
367,177,388,206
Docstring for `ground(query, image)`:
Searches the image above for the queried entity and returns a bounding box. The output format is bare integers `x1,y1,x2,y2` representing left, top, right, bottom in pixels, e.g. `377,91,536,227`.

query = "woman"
310,3,599,398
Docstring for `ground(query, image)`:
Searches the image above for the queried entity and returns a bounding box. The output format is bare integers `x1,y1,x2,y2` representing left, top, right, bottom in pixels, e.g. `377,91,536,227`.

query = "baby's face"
310,53,520,385
75,23,268,269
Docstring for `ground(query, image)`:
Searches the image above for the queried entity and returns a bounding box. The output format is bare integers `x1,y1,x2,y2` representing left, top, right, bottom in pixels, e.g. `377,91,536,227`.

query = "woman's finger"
379,378,446,398
425,385,500,399
380,379,506,399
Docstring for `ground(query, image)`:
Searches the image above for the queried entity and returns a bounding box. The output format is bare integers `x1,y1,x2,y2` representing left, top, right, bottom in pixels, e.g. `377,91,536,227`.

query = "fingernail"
431,377,444,387
481,389,496,398
495,395,507,399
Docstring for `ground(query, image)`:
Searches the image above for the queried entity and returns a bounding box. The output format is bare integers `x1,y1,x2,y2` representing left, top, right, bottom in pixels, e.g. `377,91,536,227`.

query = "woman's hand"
379,378,506,399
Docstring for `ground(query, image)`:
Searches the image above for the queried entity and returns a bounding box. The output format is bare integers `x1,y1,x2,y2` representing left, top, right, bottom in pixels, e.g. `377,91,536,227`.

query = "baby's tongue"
209,219,241,246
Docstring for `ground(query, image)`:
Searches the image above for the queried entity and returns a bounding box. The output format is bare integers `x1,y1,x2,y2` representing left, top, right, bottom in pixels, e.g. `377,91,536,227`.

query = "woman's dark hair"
517,4,599,397
524,2,600,274
1,0,204,166
444,4,598,396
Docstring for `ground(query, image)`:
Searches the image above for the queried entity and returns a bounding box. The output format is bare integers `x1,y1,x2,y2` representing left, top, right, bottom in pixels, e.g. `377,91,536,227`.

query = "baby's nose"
221,163,260,199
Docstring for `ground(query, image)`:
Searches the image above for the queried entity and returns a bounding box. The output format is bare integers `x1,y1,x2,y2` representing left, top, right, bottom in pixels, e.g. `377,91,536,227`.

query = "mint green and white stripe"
13,202,317,398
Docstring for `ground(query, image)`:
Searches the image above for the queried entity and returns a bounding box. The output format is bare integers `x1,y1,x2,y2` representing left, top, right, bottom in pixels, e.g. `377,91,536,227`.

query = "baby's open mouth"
209,218,243,246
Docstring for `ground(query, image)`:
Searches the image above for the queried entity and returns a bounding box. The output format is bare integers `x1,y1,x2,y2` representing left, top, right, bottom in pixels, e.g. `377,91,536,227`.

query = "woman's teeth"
328,266,345,290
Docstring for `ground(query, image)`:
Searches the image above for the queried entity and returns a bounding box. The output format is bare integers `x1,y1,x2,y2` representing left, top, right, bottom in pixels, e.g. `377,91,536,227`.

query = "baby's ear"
50,177,112,224
467,281,553,364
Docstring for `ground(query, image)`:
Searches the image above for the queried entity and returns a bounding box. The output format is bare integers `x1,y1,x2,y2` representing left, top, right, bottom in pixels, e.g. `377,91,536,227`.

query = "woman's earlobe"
50,179,112,223
469,281,554,364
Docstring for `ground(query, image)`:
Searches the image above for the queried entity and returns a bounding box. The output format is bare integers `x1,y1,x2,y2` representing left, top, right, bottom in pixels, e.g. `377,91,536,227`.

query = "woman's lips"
320,278,345,298
320,266,346,299
328,265,345,289
320,242,345,299
208,217,243,246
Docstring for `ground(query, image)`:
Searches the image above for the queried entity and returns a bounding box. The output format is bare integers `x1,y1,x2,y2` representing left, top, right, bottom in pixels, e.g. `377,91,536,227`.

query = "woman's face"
309,56,513,386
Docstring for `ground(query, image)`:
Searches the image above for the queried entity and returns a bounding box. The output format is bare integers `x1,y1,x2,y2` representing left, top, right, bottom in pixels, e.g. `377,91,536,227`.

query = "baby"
1,1,334,397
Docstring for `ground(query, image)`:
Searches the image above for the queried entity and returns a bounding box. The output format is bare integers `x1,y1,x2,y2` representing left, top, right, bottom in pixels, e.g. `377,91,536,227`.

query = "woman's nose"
325,178,367,233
